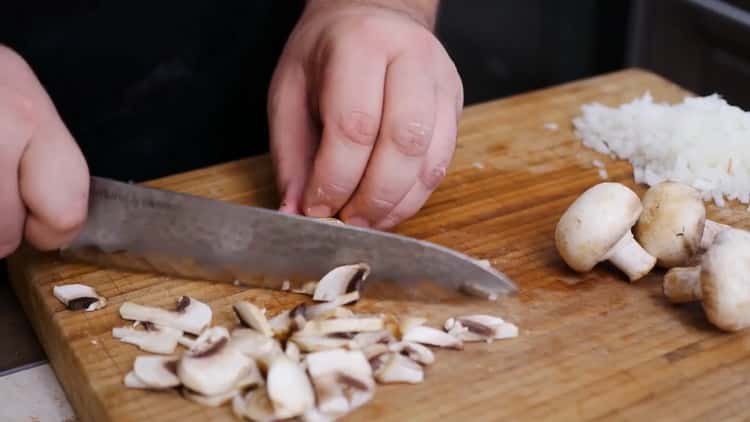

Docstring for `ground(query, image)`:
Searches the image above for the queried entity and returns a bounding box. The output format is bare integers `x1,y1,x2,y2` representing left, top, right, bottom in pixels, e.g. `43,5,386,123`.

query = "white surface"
0,363,76,422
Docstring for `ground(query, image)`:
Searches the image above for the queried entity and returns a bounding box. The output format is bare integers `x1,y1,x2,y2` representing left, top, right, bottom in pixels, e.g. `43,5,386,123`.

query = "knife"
59,177,517,301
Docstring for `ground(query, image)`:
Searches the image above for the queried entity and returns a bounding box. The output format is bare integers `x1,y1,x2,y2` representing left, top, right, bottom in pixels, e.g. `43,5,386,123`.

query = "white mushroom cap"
313,263,370,302
663,266,702,303
555,182,656,281
699,228,750,331
634,181,706,267
53,284,107,311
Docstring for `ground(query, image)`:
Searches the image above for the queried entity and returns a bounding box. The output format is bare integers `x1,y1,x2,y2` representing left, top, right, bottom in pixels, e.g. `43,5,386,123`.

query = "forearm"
305,0,440,29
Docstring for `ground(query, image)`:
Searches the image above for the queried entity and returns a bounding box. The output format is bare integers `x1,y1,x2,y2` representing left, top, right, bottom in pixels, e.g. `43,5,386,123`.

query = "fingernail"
346,216,370,228
306,205,332,218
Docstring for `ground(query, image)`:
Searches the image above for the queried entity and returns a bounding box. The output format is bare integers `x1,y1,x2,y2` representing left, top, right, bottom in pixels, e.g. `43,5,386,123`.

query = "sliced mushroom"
230,328,284,366
306,349,375,416
267,309,293,340
362,343,390,361
285,341,301,363
373,353,423,384
388,341,435,365
119,296,212,335
313,263,370,302
183,387,238,407
130,355,181,389
444,315,519,342
123,371,151,389
302,408,336,422
398,316,427,336
303,297,358,321
233,387,277,422
351,330,394,349
402,325,463,349
289,334,356,353
234,301,273,337
53,284,107,311
297,316,384,337
266,355,316,418
177,330,252,396
112,323,183,354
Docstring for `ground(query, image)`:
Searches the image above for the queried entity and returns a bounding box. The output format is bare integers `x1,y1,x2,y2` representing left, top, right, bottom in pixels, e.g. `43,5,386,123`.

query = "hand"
267,0,463,230
0,45,89,258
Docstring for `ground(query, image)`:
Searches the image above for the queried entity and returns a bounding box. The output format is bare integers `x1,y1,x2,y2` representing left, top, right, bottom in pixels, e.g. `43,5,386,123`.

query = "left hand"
267,0,463,230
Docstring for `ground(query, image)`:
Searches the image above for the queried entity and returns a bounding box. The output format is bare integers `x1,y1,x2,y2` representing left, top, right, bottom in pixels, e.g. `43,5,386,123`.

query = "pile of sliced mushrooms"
556,180,750,332
53,262,518,421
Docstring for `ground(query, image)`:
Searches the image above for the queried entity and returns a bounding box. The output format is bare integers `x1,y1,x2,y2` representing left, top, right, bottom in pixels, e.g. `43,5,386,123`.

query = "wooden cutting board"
8,68,750,422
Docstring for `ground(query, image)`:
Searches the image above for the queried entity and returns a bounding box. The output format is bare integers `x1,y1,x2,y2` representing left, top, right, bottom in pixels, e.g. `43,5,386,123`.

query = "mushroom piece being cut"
555,182,656,281
313,263,371,302
119,296,212,335
177,330,253,396
53,284,107,311
128,355,181,389
634,181,729,268
233,301,273,337
667,228,750,332
444,315,519,343
373,353,424,384
266,355,316,418
112,323,183,354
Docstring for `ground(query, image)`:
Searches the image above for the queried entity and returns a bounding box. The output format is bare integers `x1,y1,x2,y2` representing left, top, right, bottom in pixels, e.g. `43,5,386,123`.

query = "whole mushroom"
555,182,656,282
634,181,729,268
662,228,750,332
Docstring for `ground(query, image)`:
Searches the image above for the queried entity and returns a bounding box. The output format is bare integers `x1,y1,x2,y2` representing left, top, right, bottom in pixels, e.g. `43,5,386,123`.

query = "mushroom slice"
234,301,273,337
177,331,252,396
53,284,106,311
233,387,277,422
398,316,428,336
306,349,375,415
373,353,423,384
402,325,463,349
266,355,316,418
388,341,435,365
303,297,357,321
313,263,371,302
183,387,238,407
351,330,394,349
119,296,212,335
267,310,293,340
297,316,384,336
131,355,181,389
444,315,519,342
302,408,335,422
123,371,151,389
289,334,356,353
362,343,390,361
112,323,183,354
230,328,284,366
286,341,301,363
663,266,702,303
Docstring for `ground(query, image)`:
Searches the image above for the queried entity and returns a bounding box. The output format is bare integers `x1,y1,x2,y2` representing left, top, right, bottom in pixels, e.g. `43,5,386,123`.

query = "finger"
339,55,437,227
301,45,386,218
0,88,32,257
374,91,457,230
267,60,317,214
20,100,90,250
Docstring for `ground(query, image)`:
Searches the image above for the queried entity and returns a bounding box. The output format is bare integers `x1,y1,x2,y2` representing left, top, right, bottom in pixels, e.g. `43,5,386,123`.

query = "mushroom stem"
606,231,656,281
701,220,730,251
663,266,702,303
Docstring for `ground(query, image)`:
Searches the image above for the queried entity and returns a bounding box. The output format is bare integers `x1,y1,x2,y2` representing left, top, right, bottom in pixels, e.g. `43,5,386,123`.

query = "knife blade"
59,177,517,301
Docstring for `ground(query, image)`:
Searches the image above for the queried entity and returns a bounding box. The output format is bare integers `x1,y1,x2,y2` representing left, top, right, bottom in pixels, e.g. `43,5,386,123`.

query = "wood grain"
9,68,750,422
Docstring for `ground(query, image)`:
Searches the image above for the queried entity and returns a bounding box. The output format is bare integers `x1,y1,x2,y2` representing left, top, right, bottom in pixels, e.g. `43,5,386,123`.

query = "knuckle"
420,163,448,190
46,196,88,234
390,121,433,157
313,180,356,203
362,194,399,216
335,111,379,146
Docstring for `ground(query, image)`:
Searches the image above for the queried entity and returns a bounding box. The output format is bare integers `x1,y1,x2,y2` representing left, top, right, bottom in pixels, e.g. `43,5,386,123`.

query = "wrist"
304,0,440,30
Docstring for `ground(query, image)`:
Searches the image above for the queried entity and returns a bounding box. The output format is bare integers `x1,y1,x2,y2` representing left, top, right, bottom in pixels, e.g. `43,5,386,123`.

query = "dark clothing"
1,1,304,182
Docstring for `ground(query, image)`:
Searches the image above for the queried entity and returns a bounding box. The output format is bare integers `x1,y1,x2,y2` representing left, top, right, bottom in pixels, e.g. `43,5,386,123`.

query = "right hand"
0,45,89,259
